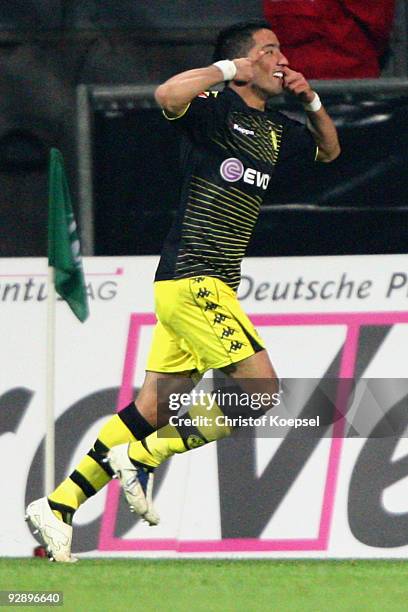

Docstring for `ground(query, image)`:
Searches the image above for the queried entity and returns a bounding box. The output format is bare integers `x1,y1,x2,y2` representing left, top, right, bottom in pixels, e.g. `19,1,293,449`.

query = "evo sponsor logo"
219,157,271,190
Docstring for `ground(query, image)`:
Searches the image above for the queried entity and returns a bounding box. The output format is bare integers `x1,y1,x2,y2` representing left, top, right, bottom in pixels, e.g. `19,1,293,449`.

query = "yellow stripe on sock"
98,414,137,448
48,478,87,511
75,455,111,491
128,425,186,468
48,413,140,515
128,395,233,468
189,400,232,442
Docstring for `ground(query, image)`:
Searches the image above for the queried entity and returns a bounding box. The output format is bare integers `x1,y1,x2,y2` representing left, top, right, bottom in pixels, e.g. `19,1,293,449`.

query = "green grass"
1,559,408,612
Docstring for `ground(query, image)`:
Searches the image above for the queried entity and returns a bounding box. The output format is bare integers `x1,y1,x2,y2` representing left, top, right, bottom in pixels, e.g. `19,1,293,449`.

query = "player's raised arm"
154,58,254,116
281,66,341,163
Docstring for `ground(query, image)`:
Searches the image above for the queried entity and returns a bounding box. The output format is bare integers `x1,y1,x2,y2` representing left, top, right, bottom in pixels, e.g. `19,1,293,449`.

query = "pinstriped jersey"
155,87,317,291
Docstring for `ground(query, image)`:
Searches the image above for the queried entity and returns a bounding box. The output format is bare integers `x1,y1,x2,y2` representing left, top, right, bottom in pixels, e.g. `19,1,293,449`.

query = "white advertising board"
1,254,408,558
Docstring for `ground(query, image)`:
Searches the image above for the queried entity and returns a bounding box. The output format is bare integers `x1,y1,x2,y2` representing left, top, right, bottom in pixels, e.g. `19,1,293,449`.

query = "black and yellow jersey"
155,87,317,291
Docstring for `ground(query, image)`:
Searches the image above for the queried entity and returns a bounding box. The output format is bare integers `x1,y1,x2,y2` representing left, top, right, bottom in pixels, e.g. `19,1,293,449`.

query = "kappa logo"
229,340,244,352
221,326,236,338
219,158,271,190
233,123,255,136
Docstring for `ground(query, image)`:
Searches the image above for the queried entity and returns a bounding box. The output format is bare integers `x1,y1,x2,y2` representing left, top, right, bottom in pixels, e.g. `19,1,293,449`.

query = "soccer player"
26,20,340,561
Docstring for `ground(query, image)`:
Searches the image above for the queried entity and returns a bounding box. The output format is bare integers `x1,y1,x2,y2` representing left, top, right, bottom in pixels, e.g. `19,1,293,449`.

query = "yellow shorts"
146,276,265,374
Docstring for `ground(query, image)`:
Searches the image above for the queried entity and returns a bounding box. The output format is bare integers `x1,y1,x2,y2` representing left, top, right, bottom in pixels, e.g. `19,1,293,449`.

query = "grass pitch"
1,559,408,612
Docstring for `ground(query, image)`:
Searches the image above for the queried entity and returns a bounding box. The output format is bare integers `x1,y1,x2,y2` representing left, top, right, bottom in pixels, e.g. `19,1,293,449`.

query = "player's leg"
25,371,195,561
46,392,155,524
104,369,199,525
25,321,197,561
128,276,279,466
46,369,194,520
222,344,279,396
109,277,279,516
125,349,278,469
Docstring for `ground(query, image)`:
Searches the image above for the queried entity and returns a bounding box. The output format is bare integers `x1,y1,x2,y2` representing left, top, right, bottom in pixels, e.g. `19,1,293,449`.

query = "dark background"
92,95,408,257
0,1,407,258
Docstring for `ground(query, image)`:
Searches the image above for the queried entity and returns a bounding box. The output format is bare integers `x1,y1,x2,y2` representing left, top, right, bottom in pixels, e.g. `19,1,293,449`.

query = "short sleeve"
162,91,229,144
277,113,318,165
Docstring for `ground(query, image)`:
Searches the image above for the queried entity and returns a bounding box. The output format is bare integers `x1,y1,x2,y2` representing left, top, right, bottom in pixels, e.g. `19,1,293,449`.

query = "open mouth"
273,71,284,80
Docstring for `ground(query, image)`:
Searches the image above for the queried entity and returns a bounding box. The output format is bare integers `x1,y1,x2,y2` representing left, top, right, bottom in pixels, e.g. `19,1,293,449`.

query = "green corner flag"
48,148,89,322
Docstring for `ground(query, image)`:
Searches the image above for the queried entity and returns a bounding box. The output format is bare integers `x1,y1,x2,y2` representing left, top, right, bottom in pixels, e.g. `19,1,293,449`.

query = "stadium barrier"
2,254,408,558
76,79,408,259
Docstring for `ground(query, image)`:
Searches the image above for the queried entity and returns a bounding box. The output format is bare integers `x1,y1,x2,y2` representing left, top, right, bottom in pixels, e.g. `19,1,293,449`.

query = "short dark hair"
213,20,273,62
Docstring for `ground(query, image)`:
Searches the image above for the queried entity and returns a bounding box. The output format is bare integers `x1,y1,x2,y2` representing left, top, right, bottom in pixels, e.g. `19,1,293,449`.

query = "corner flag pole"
45,265,56,494
46,148,89,496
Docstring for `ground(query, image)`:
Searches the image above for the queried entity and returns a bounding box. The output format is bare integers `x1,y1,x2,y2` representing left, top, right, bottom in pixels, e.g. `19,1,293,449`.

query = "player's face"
247,29,288,97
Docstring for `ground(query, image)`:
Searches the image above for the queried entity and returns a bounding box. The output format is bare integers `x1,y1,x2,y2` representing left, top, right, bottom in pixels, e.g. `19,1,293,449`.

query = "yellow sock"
128,395,232,468
48,404,155,523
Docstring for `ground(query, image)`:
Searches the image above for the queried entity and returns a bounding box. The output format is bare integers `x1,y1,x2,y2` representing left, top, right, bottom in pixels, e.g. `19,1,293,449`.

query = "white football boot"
106,444,159,526
25,497,77,563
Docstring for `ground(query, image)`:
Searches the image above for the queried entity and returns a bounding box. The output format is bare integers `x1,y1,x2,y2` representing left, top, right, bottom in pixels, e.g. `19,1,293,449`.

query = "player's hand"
281,66,315,104
232,58,255,84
